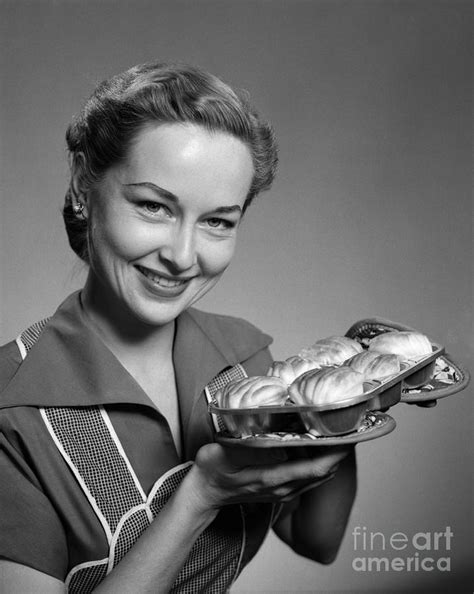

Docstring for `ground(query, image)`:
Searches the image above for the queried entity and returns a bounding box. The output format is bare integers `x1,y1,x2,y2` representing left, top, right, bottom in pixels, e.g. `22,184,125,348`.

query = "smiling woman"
0,61,357,593
82,124,254,329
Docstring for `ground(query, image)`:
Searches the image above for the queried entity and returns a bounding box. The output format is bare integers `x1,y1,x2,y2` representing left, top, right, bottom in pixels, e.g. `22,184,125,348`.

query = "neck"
80,273,175,361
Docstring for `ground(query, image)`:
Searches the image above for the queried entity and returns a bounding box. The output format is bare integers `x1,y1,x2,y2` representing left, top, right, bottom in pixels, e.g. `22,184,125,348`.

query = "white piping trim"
98,406,147,502
145,505,153,523
15,335,27,361
147,462,193,505
40,408,113,544
106,463,193,574
146,461,193,504
65,557,108,588
107,503,151,573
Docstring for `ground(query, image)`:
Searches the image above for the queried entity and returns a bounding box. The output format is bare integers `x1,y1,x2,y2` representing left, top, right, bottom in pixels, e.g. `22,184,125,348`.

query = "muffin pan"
209,317,470,445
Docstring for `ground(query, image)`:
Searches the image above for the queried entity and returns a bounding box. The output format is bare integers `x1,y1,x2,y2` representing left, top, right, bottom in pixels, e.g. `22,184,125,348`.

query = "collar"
0,292,272,413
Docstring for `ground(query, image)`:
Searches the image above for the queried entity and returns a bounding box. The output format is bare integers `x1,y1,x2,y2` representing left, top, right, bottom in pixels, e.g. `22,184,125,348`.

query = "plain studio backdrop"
0,1,472,592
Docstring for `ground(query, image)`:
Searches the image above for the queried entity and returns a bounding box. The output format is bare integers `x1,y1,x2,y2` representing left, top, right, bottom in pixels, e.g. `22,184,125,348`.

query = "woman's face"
84,123,254,328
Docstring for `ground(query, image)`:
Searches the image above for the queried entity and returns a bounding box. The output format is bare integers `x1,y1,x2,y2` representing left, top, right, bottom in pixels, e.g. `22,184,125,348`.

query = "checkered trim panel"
148,457,245,592
66,559,108,594
16,318,50,358
43,406,145,533
170,511,244,594
148,465,191,518
111,507,151,569
205,364,247,432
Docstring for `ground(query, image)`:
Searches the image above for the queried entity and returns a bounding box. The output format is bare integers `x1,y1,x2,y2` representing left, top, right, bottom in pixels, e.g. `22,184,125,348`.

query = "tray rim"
400,352,471,403
214,412,396,448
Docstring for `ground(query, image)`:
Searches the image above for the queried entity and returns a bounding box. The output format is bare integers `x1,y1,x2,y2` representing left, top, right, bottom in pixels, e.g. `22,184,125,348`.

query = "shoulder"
0,316,52,396
0,339,23,394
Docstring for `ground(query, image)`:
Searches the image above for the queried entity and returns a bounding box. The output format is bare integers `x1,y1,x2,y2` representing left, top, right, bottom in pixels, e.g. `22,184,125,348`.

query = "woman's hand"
185,442,351,514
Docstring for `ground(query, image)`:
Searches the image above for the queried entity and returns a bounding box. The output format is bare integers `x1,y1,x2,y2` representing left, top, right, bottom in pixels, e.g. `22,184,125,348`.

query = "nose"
159,223,197,273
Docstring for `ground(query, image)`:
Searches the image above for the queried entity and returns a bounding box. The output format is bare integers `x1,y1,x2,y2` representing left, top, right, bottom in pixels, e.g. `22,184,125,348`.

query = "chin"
130,303,184,328
122,279,216,327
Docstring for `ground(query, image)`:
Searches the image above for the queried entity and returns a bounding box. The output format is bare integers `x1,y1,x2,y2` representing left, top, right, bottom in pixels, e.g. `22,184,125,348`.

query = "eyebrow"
124,182,178,203
124,182,242,215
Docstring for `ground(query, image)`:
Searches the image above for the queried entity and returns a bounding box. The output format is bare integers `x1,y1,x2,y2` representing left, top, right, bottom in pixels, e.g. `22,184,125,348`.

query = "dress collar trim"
0,292,272,411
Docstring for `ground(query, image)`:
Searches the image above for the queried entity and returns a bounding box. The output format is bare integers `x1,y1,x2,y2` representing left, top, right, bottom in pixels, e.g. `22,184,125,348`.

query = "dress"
0,292,275,593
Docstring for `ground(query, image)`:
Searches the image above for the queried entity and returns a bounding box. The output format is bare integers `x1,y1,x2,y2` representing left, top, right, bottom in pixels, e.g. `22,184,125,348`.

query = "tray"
215,412,396,448
209,337,447,438
210,380,386,438
345,317,470,404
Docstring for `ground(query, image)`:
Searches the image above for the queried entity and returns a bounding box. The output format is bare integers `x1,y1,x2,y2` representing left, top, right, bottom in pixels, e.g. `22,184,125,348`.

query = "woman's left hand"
186,442,351,512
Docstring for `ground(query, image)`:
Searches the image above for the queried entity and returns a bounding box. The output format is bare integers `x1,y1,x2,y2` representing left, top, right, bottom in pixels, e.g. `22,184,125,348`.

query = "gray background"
1,1,472,592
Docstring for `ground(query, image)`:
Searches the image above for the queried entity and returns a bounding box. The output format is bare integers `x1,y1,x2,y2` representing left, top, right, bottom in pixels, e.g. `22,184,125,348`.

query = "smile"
136,265,190,287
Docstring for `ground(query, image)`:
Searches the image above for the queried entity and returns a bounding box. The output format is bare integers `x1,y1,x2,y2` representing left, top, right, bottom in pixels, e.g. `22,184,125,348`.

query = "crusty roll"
289,366,365,406
215,376,288,409
299,335,363,367
268,355,321,385
368,331,432,361
347,350,400,380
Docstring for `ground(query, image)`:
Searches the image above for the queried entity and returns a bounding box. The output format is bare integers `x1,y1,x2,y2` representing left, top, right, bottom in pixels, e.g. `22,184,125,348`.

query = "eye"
206,217,235,230
140,201,167,216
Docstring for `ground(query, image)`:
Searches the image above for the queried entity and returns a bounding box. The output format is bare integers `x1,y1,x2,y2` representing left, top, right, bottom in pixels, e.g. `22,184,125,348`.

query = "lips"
135,265,191,289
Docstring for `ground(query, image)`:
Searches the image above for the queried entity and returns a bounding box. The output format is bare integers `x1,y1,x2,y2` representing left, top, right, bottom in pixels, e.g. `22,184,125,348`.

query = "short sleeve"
0,431,68,580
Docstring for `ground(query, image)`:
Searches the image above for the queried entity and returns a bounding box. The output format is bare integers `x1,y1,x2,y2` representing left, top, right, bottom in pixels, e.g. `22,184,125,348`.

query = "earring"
73,203,85,218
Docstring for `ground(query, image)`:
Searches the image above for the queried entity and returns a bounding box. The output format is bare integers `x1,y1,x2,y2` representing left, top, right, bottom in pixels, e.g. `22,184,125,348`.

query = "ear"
70,152,90,217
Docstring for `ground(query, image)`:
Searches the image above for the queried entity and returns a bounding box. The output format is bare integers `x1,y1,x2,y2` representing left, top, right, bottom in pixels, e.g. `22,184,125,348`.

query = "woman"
0,61,356,593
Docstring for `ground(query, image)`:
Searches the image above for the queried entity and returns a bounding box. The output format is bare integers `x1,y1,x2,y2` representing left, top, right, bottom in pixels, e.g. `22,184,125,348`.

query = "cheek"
88,194,144,261
90,212,160,262
199,238,237,276
89,220,133,262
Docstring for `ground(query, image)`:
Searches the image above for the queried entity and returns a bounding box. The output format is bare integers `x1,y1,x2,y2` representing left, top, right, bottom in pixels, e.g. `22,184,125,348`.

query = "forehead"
116,123,254,208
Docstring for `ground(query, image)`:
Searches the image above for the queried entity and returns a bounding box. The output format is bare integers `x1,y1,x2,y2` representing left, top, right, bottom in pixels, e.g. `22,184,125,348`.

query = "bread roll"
299,336,363,367
347,350,400,380
289,366,365,406
215,376,288,409
268,355,321,385
368,331,432,361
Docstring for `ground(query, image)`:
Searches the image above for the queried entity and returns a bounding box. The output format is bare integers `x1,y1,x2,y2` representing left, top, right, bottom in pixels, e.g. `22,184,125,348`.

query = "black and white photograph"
0,1,472,592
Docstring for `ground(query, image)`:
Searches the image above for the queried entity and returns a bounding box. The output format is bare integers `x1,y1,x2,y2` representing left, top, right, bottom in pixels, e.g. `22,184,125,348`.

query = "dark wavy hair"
63,61,279,263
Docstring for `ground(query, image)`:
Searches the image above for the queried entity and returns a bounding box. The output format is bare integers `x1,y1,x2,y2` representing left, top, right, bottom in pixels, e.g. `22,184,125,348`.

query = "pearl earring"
73,203,85,218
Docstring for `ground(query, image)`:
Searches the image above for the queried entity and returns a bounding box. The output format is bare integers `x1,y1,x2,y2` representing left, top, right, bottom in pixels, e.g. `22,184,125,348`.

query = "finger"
256,471,338,503
255,451,346,489
224,446,289,468
278,472,338,502
298,446,350,468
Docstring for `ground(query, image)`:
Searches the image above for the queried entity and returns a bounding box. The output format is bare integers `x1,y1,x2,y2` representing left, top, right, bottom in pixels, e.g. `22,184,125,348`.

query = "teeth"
139,267,186,287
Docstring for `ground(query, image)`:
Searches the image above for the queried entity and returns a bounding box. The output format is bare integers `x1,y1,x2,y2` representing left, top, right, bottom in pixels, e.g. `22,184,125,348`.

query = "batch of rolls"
216,331,433,410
